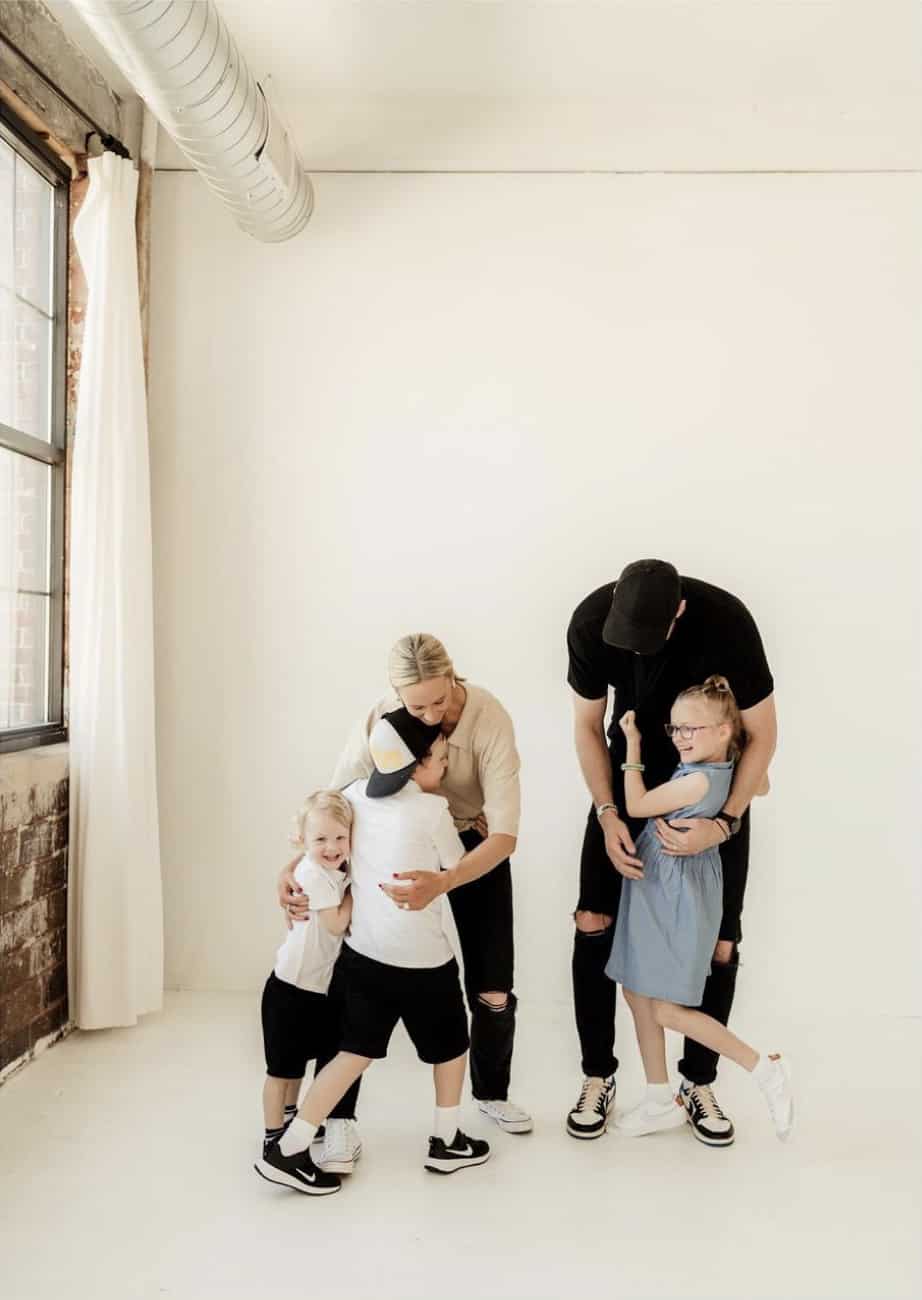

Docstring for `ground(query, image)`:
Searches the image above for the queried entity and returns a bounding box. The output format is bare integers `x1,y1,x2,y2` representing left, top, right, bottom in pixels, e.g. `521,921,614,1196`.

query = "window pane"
0,592,49,730
15,154,53,316
0,447,51,596
14,299,51,440
0,140,12,289
0,286,13,429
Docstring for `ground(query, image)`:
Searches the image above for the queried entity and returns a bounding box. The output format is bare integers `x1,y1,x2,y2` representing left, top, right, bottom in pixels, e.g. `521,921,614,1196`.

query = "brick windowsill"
0,742,71,1083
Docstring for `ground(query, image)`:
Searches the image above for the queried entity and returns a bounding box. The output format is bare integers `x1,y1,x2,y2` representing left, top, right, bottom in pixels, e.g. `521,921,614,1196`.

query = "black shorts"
260,971,340,1079
577,803,752,945
447,828,515,998
333,944,470,1065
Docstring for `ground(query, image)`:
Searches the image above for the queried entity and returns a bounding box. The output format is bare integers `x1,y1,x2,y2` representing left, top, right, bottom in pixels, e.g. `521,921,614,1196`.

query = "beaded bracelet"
620,762,645,772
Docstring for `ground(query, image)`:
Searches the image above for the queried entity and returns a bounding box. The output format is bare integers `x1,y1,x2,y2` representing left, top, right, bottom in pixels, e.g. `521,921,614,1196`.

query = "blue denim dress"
605,761,734,1006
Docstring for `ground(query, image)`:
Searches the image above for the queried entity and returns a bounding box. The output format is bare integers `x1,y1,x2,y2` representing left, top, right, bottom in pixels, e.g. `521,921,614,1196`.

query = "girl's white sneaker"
755,1053,794,1141
615,1096,686,1137
476,1098,534,1134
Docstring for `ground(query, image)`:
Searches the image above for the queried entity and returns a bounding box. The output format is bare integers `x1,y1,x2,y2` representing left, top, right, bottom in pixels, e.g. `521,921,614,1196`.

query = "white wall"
149,170,921,1022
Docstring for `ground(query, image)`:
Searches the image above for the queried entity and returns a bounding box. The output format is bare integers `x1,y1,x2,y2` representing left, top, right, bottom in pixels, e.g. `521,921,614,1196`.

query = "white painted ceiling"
53,0,922,170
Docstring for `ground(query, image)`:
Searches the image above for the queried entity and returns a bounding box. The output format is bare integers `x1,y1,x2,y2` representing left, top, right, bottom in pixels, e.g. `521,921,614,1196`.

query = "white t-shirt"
343,779,465,969
273,857,350,993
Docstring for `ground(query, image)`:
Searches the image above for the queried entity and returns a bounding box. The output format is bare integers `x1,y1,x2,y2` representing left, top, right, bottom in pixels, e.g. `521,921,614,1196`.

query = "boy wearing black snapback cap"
256,707,490,1194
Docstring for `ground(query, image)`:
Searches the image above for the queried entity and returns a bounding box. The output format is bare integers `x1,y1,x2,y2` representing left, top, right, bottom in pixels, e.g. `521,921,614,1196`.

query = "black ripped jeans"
446,828,517,1101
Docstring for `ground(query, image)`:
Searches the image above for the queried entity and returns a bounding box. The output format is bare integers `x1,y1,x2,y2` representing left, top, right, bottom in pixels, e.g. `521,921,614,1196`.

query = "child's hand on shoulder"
619,710,640,739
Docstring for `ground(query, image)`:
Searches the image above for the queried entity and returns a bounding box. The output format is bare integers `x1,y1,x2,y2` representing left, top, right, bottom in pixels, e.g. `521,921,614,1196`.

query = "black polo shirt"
567,577,774,799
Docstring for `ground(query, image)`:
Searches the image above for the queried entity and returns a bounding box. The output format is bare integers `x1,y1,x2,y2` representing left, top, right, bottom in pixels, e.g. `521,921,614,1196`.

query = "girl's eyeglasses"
664,723,718,740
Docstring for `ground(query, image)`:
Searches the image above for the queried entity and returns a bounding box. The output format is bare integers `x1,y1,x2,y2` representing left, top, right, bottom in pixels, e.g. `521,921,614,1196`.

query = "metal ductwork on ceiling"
71,0,313,242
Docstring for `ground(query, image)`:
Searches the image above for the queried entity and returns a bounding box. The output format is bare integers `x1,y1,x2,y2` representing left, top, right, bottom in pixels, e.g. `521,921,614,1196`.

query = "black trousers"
446,828,517,1102
573,804,750,1086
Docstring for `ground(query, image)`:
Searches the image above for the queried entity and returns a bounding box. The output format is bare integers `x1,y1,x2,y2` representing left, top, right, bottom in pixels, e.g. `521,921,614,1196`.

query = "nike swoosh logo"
450,1143,473,1157
297,1170,317,1183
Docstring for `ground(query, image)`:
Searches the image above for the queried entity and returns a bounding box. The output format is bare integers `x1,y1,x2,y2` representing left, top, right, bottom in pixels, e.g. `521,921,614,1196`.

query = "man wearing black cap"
566,560,777,1146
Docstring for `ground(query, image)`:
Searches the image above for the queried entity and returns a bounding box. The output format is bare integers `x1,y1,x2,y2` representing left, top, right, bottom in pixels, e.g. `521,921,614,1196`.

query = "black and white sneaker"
254,1141,342,1195
678,1080,735,1147
424,1129,491,1175
566,1074,616,1140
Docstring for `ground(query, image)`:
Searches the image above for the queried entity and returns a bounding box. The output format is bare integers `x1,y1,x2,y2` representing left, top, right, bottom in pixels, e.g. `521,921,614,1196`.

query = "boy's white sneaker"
615,1095,687,1137
476,1099,534,1134
755,1054,794,1141
311,1118,363,1173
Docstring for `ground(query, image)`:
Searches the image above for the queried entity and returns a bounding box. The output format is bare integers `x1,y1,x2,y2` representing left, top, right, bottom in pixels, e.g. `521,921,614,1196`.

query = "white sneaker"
615,1096,687,1137
477,1098,534,1134
566,1074,616,1140
311,1118,363,1173
756,1054,794,1141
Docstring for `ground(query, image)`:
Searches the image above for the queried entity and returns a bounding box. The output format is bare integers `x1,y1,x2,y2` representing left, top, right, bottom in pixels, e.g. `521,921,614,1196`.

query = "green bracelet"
621,762,645,772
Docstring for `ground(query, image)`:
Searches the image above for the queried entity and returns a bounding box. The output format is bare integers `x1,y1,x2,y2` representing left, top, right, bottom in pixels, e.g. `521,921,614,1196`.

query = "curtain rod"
0,30,130,158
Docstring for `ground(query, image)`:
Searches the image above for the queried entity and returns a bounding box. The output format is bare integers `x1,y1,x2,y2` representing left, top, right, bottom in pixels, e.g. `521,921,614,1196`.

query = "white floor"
1,992,919,1300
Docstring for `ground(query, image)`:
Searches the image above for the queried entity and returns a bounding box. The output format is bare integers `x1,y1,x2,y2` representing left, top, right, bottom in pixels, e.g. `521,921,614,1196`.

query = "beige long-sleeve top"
330,683,521,839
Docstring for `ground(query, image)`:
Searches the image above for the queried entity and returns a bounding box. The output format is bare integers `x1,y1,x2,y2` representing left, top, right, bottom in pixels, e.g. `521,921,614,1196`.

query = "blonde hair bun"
387,633,462,691
677,675,744,759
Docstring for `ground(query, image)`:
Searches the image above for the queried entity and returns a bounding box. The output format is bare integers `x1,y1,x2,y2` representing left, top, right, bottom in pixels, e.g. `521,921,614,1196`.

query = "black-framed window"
0,107,68,753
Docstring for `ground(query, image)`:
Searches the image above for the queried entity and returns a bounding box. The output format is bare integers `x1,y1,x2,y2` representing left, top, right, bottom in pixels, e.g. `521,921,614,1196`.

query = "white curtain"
68,153,163,1028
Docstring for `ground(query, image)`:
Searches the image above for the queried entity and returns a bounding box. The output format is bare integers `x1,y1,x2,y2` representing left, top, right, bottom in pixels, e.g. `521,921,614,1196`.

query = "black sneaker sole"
566,1117,608,1140
253,1159,341,1195
424,1153,491,1175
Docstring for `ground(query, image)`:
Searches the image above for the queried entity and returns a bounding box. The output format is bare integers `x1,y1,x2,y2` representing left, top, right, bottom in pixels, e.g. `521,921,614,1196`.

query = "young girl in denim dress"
606,675,793,1140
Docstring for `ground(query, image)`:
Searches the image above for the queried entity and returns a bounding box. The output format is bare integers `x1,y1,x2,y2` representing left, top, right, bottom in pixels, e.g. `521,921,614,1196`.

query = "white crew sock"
752,1053,778,1085
279,1117,318,1157
433,1105,460,1142
646,1083,673,1105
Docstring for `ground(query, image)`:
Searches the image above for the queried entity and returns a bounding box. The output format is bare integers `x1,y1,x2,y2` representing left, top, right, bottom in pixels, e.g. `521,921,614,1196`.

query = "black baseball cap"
602,559,682,654
366,708,443,798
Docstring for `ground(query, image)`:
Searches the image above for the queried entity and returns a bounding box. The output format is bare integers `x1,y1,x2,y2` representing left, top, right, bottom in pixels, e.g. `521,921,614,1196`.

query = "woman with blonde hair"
279,633,531,1165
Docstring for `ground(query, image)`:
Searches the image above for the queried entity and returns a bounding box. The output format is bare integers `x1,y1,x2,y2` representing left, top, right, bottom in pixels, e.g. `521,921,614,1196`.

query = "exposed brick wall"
0,746,69,1081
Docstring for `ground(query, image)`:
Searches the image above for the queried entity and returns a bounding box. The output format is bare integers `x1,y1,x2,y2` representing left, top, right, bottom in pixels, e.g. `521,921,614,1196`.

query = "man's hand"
601,813,644,881
654,817,724,856
278,859,310,930
379,870,445,911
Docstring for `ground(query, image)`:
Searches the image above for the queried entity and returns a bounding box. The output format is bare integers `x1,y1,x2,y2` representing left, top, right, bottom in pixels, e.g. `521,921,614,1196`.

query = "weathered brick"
51,815,69,853
30,928,65,975
0,1026,30,1073
0,946,31,992
44,962,67,1007
0,898,47,954
0,830,18,871
35,852,66,899
46,889,66,931
0,864,36,914
30,999,68,1047
19,822,53,864
54,780,69,814
0,973,43,1037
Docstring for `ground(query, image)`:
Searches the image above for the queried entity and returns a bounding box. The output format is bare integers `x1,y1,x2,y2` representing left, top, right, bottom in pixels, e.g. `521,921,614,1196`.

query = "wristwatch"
714,812,742,838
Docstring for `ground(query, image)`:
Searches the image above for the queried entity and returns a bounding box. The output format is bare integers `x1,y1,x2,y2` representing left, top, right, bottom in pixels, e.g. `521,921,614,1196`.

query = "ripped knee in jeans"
574,910,613,937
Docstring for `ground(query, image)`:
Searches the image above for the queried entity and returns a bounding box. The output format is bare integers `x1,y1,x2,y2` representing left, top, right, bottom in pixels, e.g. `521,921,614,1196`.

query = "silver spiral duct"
71,0,313,242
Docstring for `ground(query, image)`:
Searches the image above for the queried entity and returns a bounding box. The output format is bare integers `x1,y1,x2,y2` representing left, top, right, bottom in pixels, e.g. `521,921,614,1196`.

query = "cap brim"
602,608,668,655
366,764,416,798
